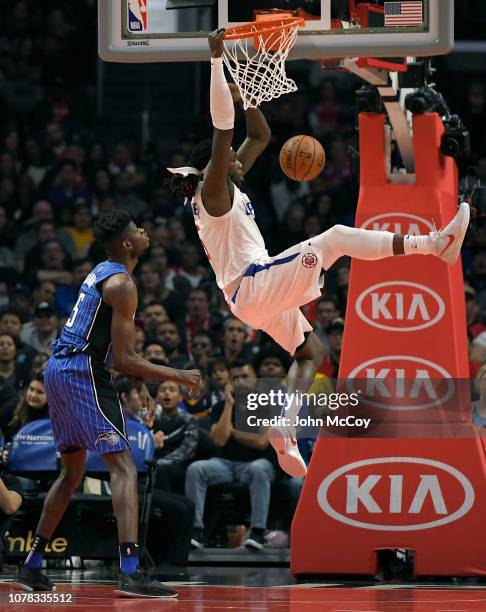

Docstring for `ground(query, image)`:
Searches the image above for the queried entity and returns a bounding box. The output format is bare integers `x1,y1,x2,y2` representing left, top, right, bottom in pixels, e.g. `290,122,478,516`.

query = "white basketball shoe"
268,424,307,478
430,202,470,265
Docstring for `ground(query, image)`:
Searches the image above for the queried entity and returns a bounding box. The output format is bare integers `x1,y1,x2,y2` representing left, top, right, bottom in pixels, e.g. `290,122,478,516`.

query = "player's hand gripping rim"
208,28,225,58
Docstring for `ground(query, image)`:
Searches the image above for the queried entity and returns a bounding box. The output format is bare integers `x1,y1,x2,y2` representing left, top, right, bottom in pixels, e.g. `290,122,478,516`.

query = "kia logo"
355,281,445,332
360,213,434,235
317,457,474,531
347,356,454,410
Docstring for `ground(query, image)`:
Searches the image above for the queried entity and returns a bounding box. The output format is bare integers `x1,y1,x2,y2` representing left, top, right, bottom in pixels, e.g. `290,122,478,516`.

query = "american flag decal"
384,2,423,27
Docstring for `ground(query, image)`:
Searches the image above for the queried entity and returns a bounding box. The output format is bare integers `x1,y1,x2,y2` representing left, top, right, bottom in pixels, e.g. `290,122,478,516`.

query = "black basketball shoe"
115,567,178,598
11,566,54,592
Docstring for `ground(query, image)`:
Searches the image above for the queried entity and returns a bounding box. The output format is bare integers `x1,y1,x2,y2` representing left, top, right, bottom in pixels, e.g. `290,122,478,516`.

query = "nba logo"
128,0,148,33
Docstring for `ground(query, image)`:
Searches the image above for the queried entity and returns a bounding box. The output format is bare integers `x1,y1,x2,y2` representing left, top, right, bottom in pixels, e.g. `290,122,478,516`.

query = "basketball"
279,135,326,182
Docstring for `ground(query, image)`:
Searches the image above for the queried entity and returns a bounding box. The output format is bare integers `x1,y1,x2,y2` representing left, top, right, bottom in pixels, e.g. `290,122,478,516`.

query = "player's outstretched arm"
104,275,201,394
230,84,271,176
202,28,234,216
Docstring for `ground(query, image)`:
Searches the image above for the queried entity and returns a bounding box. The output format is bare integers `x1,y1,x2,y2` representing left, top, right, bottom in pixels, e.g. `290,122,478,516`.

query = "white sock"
403,235,436,255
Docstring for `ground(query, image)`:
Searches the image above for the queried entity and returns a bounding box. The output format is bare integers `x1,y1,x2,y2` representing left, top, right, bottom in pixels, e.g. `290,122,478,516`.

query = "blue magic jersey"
51,261,129,366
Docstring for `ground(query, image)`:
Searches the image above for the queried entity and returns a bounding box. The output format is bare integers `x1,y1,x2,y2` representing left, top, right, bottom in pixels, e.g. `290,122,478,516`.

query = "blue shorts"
45,353,130,454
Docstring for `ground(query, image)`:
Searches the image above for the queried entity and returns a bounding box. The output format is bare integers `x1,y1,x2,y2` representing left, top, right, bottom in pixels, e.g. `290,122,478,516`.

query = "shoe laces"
429,219,448,241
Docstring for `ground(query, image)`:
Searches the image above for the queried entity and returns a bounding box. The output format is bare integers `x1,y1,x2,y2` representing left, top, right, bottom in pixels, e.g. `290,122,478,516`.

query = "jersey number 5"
66,292,86,328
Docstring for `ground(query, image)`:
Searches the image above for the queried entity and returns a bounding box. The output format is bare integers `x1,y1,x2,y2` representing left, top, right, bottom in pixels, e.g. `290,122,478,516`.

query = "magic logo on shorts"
96,431,120,446
302,252,318,268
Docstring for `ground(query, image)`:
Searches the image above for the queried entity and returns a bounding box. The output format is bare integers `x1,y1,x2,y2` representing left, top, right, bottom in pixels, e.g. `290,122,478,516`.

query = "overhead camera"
404,87,470,160
355,85,382,114
440,115,471,160
404,86,448,116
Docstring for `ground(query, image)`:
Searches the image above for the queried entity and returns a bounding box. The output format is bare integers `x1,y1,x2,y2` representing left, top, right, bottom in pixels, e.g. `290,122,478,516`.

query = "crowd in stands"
1,0,486,562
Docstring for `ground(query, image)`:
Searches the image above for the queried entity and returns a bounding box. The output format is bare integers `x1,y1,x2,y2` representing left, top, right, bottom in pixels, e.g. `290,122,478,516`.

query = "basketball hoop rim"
223,16,305,41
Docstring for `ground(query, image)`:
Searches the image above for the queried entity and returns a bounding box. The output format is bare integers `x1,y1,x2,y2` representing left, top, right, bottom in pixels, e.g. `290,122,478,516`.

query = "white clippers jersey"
191,182,268,297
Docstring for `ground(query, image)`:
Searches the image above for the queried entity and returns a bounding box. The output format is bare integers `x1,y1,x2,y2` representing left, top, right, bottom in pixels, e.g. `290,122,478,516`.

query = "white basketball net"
223,22,301,110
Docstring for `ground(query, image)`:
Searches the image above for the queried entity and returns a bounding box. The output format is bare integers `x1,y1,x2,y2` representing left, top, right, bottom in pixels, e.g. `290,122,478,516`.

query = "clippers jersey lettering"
191,183,268,297
51,261,129,365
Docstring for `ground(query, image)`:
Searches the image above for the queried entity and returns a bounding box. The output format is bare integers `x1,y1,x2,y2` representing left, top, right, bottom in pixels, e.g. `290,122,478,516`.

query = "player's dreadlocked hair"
165,139,213,200
94,209,132,245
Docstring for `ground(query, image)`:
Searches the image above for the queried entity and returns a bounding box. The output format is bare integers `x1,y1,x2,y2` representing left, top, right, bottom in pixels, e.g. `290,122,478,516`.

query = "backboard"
98,0,454,63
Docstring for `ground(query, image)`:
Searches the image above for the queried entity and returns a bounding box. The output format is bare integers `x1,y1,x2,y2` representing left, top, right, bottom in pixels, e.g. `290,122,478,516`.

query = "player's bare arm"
230,84,271,176
202,28,234,217
104,274,201,393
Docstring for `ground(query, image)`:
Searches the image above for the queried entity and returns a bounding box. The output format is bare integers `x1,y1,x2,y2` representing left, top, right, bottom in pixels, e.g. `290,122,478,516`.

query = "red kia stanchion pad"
291,113,486,577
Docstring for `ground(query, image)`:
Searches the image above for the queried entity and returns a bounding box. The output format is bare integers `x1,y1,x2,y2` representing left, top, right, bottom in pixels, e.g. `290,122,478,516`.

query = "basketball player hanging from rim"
167,28,470,479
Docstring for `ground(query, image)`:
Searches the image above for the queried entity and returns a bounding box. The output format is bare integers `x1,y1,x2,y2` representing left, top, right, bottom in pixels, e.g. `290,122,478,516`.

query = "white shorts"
229,241,323,355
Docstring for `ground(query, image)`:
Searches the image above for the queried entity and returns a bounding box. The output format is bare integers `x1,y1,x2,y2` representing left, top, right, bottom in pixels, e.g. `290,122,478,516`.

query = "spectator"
7,372,48,439
0,311,36,369
319,317,344,379
137,261,170,310
25,239,73,288
91,169,113,208
55,258,93,318
314,296,341,352
20,137,50,189
206,358,231,410
466,283,486,337
155,321,189,369
16,219,76,273
143,341,167,364
116,377,195,567
32,280,56,308
114,171,148,221
20,302,58,354
47,159,91,211
134,322,146,355
0,207,15,268
222,318,253,365
152,381,199,493
472,365,486,426
166,244,206,289
45,122,67,162
190,330,215,373
310,79,343,137
145,246,185,321
181,288,212,354
185,359,276,550
29,352,49,378
0,333,26,430
335,260,350,314
7,284,33,322
66,204,94,257
142,302,169,339
253,343,292,379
